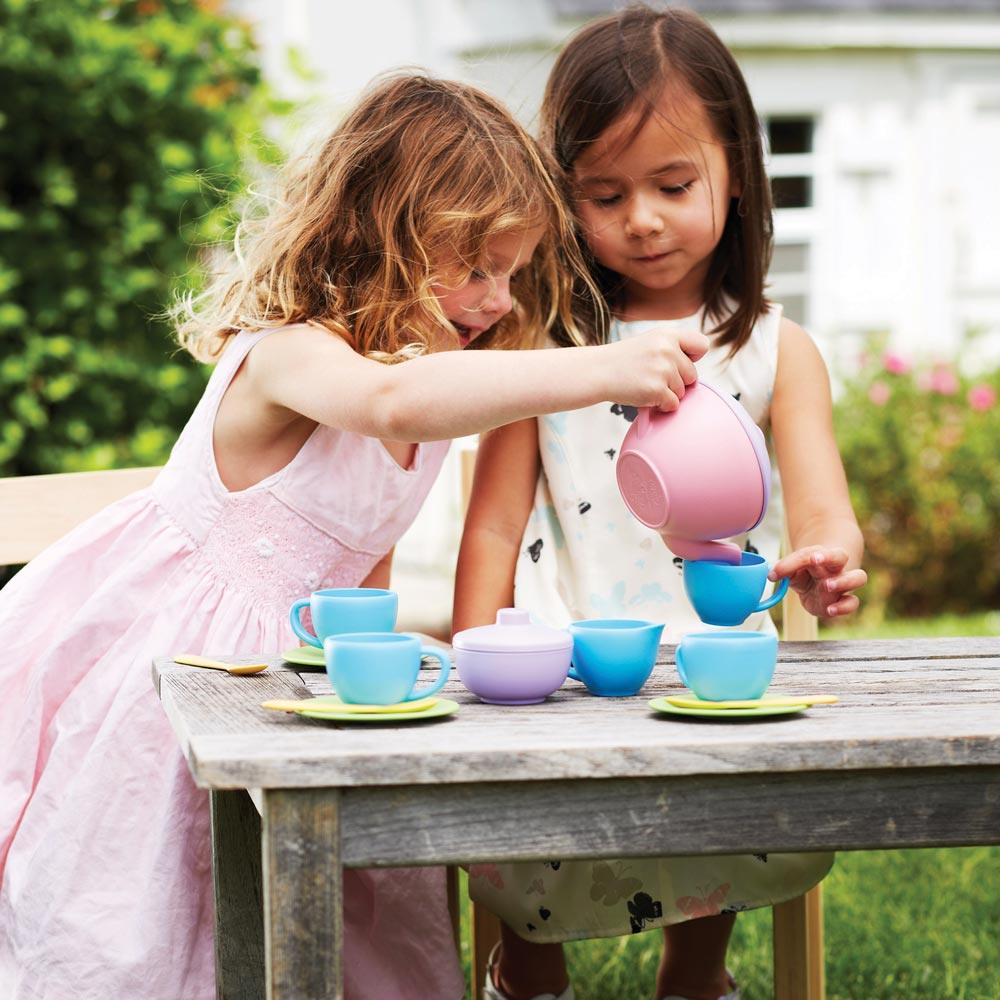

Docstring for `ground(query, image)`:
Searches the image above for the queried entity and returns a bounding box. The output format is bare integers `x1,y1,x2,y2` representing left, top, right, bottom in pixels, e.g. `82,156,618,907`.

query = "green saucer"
297,698,459,724
648,697,806,719
281,646,325,667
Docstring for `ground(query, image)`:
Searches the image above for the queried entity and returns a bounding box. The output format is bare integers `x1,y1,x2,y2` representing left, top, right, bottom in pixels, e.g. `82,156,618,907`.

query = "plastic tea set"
178,383,836,723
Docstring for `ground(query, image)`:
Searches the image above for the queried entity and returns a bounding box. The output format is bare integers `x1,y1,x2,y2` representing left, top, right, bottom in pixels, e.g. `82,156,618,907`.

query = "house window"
764,115,817,326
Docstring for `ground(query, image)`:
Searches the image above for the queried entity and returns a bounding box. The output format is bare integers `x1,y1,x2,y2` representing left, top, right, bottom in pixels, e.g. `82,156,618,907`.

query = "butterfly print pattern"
675,882,731,919
469,864,505,890
627,891,664,933
590,862,642,906
610,403,639,422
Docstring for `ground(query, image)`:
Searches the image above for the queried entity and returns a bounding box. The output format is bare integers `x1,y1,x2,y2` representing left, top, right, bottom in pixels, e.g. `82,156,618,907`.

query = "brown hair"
541,4,773,353
176,73,594,362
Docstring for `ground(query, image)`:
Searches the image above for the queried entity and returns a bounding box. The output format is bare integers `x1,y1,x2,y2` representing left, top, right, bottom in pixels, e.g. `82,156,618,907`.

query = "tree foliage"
0,0,282,473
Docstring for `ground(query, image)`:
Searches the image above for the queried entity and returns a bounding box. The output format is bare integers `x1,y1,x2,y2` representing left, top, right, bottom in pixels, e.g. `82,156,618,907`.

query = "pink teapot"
615,381,771,564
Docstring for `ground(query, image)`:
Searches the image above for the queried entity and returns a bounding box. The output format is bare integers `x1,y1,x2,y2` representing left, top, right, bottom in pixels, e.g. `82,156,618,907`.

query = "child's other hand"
768,546,868,620
608,328,709,411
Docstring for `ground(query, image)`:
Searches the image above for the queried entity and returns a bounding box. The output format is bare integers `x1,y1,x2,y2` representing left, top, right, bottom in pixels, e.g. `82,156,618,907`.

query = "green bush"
0,0,282,474
834,337,1000,617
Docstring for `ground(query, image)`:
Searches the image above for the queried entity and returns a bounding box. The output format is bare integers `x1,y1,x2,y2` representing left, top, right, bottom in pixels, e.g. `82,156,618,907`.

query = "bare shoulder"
244,323,355,374
776,315,829,389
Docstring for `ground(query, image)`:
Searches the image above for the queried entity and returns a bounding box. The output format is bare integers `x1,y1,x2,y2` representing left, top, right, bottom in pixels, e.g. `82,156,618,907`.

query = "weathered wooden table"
153,637,1000,1000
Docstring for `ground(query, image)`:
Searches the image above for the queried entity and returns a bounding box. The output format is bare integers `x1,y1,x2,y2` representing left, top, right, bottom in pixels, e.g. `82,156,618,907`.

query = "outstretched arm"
244,323,708,443
453,419,540,634
769,318,867,619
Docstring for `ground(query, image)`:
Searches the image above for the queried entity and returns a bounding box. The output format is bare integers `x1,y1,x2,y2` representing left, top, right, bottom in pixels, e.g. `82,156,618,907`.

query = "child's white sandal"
482,942,575,1000
660,970,740,1000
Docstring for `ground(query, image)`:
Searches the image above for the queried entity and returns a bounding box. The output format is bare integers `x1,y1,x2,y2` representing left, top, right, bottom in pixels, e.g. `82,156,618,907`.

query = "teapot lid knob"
497,608,531,626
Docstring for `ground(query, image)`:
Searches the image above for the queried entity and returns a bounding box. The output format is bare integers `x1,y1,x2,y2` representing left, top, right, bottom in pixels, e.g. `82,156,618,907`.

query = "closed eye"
662,181,694,196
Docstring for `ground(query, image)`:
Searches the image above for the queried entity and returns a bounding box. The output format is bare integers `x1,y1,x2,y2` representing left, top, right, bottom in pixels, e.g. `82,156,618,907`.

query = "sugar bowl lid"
452,608,572,654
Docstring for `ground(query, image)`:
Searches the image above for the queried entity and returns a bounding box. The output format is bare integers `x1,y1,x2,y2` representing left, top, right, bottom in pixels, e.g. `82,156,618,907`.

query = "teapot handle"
636,407,651,439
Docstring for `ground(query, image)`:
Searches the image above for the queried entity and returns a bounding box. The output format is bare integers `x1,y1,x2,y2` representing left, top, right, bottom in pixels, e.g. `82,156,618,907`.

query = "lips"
452,321,485,347
633,250,673,263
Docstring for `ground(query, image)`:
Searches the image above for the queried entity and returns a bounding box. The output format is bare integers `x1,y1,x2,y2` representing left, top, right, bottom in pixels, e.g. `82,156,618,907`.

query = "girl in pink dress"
0,75,707,1000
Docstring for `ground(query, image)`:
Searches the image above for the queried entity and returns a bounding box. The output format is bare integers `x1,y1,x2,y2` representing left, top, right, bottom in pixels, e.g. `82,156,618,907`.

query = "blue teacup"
323,632,451,705
567,619,665,697
290,588,398,648
675,631,777,701
683,552,790,627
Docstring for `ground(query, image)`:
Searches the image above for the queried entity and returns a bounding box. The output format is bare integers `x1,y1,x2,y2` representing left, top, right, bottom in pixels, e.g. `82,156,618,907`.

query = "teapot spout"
663,536,743,564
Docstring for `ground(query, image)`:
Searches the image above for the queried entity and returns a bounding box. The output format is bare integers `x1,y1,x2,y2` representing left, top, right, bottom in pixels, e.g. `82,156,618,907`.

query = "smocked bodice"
150,329,450,610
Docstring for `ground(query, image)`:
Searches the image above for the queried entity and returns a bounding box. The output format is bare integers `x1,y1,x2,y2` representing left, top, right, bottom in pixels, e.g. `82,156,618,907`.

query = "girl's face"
431,226,545,349
572,87,737,318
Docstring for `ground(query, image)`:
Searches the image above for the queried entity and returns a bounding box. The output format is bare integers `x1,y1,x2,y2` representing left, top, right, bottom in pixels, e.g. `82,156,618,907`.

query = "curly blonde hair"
175,73,595,362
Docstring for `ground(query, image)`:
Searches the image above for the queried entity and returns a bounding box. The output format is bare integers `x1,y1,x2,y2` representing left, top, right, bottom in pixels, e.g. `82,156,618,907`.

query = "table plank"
335,767,1000,866
153,641,1000,790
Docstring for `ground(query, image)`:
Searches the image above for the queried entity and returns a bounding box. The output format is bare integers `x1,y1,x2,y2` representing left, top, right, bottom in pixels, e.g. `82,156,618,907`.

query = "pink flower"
868,381,891,406
929,366,959,396
882,351,910,375
968,384,997,412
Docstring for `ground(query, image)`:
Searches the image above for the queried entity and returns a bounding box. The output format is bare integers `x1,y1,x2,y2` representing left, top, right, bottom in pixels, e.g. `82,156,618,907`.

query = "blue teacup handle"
407,647,452,701
289,598,321,648
754,576,790,613
674,646,690,687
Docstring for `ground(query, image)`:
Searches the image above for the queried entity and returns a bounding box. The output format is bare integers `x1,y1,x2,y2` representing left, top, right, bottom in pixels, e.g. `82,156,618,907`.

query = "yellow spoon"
262,696,439,715
666,694,838,710
174,654,268,676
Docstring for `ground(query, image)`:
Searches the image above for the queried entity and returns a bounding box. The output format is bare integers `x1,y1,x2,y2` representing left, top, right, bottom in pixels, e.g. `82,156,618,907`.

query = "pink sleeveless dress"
0,329,462,1000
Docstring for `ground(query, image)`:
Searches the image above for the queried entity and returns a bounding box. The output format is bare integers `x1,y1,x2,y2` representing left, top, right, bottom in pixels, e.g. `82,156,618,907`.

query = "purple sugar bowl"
452,608,572,705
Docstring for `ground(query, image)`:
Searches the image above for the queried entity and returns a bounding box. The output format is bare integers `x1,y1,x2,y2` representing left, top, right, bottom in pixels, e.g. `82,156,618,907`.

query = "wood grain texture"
211,790,265,1000
0,467,160,564
153,640,1000,790
262,788,343,1000
774,885,825,1000
333,766,1000,866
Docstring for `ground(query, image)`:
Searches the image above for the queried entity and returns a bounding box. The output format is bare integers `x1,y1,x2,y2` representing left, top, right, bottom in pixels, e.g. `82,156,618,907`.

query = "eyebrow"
577,161,697,186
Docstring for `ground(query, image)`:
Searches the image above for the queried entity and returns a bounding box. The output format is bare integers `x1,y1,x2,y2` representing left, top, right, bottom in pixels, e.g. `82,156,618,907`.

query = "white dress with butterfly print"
468,304,833,943
513,305,787,641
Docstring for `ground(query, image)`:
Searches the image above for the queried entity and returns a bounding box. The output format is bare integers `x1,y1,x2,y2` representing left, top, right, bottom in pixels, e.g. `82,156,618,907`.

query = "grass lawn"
460,613,1000,999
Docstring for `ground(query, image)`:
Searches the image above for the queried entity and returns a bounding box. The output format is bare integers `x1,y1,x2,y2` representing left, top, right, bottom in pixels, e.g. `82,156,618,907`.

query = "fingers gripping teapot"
615,381,771,565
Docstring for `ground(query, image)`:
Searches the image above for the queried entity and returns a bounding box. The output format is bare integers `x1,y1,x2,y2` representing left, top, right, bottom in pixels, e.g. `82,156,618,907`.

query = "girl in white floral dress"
454,8,867,1000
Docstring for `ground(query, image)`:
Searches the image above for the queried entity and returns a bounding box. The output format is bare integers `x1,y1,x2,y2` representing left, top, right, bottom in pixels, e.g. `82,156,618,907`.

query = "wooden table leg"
773,884,825,1000
211,789,265,1000
472,901,502,1000
262,788,343,1000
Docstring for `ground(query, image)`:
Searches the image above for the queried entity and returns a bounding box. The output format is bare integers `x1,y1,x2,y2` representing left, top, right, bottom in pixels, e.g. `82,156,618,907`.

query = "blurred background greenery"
0,0,284,474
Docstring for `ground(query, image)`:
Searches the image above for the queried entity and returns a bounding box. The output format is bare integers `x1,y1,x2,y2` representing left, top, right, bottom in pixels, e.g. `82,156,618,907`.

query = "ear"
729,174,742,199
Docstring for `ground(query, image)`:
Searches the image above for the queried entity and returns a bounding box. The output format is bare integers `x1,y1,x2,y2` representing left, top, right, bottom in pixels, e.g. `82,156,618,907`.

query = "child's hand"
607,328,710,411
768,546,867,620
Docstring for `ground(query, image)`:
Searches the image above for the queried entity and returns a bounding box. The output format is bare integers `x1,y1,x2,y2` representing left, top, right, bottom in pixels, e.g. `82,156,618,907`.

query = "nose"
624,194,664,239
483,277,513,318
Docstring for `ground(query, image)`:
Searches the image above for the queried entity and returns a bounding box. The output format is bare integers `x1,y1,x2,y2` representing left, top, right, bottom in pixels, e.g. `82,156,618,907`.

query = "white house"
232,0,1000,631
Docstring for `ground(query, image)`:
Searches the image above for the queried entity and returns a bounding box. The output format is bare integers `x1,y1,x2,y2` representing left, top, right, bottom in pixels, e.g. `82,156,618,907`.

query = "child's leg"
491,920,570,999
656,913,737,1000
